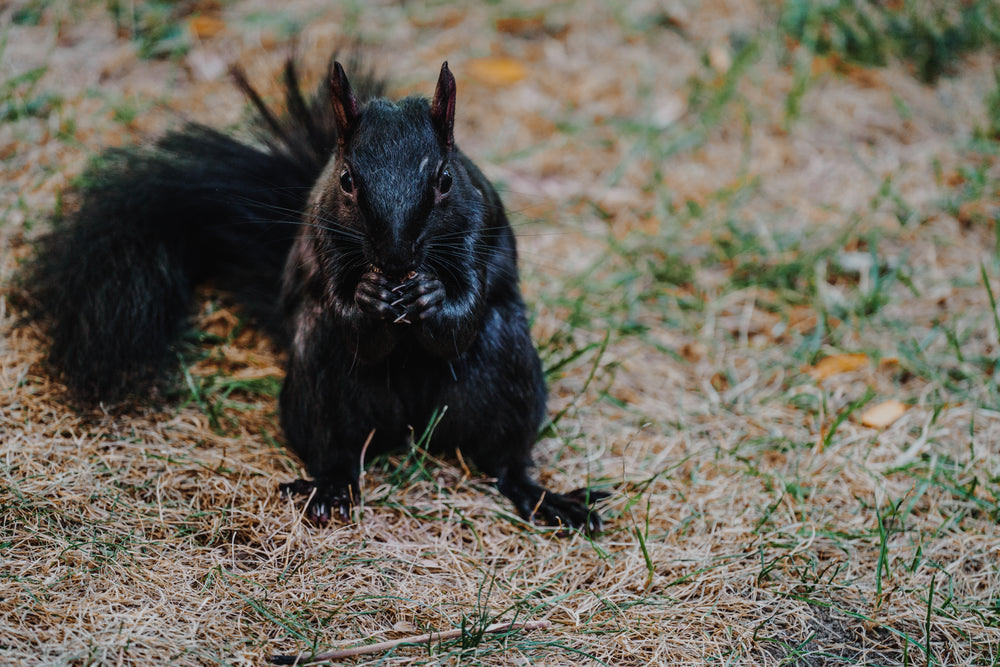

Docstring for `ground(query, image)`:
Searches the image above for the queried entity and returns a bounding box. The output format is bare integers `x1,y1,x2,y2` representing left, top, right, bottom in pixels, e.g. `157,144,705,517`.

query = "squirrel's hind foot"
497,473,608,536
279,478,356,524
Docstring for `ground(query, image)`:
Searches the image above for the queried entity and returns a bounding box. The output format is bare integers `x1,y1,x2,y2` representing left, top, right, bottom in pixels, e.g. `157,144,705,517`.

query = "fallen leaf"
409,8,466,29
680,342,706,362
878,356,900,369
609,384,641,404
495,15,545,36
656,3,691,30
944,170,966,187
521,112,557,138
860,399,908,428
957,200,995,225
808,353,868,380
710,372,729,392
845,65,884,89
189,16,226,39
466,57,527,86
787,305,818,333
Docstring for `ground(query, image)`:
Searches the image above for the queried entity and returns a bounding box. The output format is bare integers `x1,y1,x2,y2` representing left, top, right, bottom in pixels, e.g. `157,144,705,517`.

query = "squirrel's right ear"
330,61,359,150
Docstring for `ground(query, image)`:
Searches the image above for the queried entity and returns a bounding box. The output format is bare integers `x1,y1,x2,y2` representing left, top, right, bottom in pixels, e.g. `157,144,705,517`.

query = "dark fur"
21,57,603,532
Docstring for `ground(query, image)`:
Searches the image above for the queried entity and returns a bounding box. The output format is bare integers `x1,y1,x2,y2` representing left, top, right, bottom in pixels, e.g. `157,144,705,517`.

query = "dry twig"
269,620,552,664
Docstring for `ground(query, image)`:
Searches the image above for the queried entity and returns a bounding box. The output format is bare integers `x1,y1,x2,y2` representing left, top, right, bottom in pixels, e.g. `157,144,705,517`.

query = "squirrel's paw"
408,276,446,321
356,271,405,322
498,475,608,536
356,270,444,324
387,273,445,323
531,489,606,535
279,478,356,524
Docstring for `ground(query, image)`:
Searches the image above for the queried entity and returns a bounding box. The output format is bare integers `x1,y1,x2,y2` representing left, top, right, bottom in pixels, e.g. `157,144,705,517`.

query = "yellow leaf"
409,8,466,29
466,57,527,87
878,356,900,368
860,399,908,428
495,15,545,36
808,353,868,380
189,16,226,39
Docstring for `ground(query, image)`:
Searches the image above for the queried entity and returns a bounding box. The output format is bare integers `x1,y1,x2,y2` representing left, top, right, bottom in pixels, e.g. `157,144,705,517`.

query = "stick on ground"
270,620,552,664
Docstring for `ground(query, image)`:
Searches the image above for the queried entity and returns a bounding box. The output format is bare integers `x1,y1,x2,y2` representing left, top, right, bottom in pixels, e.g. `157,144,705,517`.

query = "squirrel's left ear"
430,62,456,153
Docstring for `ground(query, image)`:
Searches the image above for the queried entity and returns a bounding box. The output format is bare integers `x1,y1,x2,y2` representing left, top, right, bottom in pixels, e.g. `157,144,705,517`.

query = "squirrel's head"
314,62,484,283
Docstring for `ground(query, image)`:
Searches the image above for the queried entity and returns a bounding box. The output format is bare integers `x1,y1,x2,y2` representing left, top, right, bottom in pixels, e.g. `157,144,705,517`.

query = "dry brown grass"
3,1,1000,665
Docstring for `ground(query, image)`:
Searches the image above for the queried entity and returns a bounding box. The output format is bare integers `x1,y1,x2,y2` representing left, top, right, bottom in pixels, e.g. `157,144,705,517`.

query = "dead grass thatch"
3,0,1000,665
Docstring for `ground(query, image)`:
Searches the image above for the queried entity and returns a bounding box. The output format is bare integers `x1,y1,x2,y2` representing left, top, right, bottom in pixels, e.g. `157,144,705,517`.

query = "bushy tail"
20,58,385,401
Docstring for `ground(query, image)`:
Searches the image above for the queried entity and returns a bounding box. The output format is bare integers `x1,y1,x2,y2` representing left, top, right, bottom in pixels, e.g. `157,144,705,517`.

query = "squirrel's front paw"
389,273,445,324
355,271,405,322
356,270,444,325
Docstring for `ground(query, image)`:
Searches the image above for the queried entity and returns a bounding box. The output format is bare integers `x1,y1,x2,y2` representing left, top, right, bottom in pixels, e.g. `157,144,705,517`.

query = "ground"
2,1,999,665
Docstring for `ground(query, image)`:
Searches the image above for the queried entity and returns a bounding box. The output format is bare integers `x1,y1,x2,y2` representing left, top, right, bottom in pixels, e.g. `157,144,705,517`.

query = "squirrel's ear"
330,61,359,150
430,61,456,153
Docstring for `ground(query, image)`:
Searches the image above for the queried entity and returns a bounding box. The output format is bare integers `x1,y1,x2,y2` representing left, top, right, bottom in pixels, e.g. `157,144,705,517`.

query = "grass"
105,0,201,60
779,0,1000,83
3,0,1000,665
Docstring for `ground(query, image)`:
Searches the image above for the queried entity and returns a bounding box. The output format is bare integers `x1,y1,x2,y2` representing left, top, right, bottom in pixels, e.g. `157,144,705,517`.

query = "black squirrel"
22,56,604,533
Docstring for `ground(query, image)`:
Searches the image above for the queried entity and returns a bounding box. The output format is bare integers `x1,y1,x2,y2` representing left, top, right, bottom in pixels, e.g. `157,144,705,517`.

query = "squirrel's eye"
438,167,453,195
340,168,354,194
